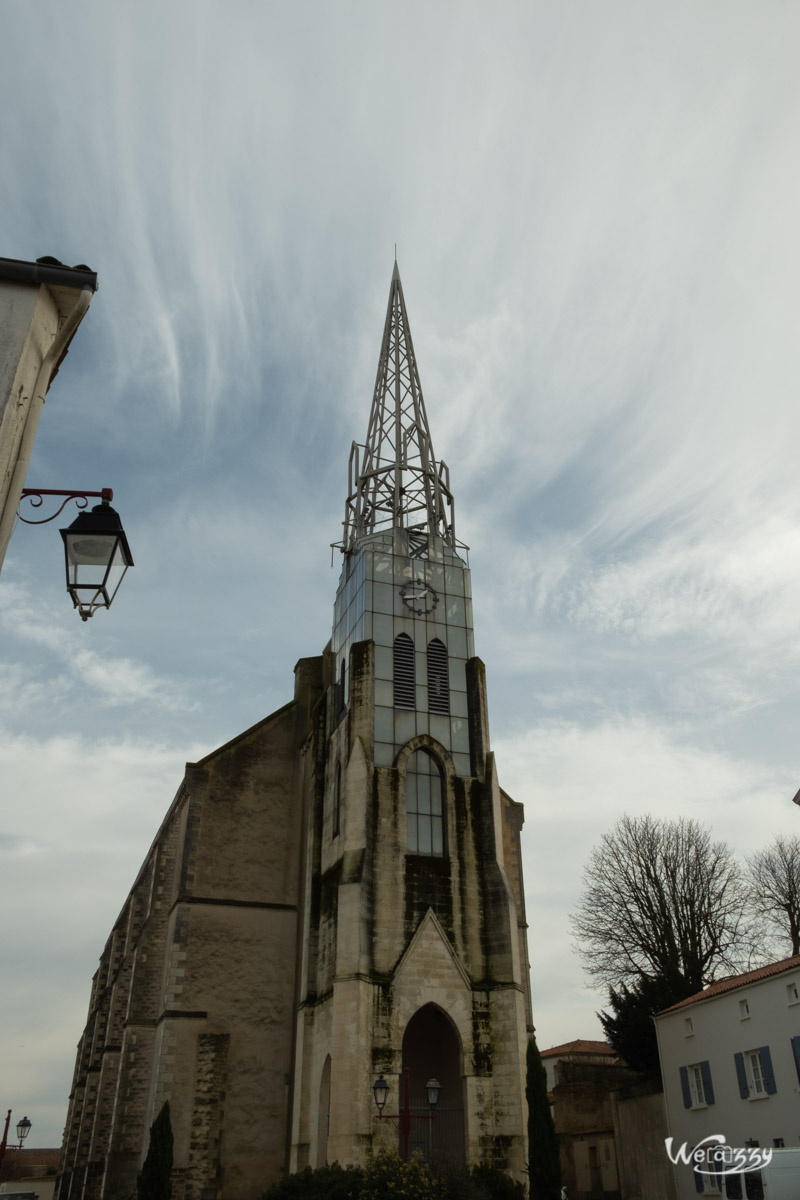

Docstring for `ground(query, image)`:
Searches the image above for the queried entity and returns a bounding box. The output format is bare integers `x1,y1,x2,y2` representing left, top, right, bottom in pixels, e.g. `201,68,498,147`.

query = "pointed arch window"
407,749,444,857
427,639,449,714
393,634,415,709
333,764,341,838
336,656,346,716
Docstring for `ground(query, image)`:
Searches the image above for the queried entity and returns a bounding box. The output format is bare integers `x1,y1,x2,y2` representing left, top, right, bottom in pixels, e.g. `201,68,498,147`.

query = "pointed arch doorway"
401,1004,465,1163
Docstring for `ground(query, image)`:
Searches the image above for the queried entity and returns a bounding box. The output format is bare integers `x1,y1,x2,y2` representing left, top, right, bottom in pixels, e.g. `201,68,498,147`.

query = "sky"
1,0,799,1149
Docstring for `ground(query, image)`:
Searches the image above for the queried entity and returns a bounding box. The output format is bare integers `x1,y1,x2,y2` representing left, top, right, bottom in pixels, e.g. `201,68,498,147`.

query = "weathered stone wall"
57,655,324,1200
58,612,532,1198
611,1082,676,1200
290,639,530,1183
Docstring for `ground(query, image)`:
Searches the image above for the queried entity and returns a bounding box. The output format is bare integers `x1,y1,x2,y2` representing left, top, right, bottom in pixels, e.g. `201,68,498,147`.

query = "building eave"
0,254,98,293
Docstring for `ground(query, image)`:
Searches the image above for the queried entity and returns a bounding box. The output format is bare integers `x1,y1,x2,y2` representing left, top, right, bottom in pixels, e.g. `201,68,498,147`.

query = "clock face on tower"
399,579,439,615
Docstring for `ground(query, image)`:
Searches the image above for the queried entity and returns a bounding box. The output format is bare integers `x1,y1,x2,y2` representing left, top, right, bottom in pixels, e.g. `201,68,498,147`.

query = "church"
55,266,533,1200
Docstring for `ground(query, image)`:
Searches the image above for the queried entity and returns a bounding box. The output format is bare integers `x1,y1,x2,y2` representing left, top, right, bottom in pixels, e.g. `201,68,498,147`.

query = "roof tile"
540,1039,615,1058
657,955,800,1014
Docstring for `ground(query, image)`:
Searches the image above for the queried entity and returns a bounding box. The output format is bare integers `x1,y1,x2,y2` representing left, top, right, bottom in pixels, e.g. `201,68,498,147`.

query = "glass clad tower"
330,263,475,775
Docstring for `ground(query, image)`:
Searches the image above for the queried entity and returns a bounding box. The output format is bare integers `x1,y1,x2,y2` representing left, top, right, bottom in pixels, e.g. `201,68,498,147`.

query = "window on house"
724,1174,743,1199
393,634,415,709
406,749,444,857
773,1138,784,1148
692,1160,720,1194
787,981,799,1004
690,1065,707,1107
727,1172,766,1200
734,1048,776,1098
680,1061,714,1109
427,638,450,714
685,1017,694,1036
749,1052,766,1095
739,998,750,1019
743,1172,764,1200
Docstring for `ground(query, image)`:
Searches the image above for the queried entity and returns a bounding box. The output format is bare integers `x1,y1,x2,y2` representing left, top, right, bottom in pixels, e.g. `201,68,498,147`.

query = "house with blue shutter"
654,955,800,1199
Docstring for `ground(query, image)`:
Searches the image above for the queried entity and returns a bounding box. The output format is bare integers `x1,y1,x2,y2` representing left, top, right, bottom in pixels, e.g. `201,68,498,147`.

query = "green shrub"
259,1162,363,1200
260,1154,526,1200
469,1162,527,1199
360,1151,439,1200
526,1034,561,1200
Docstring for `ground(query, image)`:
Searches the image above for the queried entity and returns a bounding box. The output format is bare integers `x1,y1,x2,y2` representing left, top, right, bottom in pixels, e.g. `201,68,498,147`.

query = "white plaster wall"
656,965,800,1199
0,281,58,524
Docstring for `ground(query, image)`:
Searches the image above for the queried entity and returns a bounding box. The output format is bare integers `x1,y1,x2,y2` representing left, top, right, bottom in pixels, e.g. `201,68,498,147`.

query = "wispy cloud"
1,0,799,1142
0,581,199,712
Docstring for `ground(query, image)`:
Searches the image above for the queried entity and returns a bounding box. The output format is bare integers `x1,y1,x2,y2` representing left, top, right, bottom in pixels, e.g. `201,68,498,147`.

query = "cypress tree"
526,1033,561,1200
137,1100,173,1200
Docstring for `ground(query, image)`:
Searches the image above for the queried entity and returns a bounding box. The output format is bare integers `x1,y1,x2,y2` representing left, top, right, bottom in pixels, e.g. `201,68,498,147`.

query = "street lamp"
18,487,133,620
15,1116,31,1148
0,1110,33,1172
372,1067,441,1160
372,1075,390,1113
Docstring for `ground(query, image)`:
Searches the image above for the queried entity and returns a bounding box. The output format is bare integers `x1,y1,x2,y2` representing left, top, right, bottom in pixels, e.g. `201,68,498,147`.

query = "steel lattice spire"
338,263,456,554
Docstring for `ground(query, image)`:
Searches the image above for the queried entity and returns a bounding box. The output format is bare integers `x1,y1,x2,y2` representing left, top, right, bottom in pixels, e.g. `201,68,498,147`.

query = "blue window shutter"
759,1045,776,1094
693,1161,705,1194
734,1052,749,1099
791,1036,800,1085
700,1059,715,1105
680,1065,692,1108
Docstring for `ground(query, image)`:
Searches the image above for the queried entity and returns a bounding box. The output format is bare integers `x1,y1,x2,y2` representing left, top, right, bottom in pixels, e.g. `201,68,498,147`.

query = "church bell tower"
289,264,532,1178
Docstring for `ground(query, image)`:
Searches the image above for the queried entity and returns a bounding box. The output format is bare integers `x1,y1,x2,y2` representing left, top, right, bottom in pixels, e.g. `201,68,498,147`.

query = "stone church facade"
55,266,533,1200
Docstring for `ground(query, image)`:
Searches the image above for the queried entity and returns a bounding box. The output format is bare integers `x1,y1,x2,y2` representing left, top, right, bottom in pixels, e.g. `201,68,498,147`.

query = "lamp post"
0,1110,32,1172
372,1068,441,1160
18,487,133,620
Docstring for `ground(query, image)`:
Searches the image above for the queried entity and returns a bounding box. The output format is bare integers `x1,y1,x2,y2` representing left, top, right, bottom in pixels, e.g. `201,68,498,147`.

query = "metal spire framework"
338,264,457,555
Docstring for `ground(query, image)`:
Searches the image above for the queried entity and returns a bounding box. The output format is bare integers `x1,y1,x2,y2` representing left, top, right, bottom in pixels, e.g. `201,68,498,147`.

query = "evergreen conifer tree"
137,1100,173,1200
526,1034,561,1200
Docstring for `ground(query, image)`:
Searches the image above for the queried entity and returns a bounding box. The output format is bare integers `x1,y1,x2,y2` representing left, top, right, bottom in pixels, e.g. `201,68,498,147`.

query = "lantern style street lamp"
372,1068,441,1160
0,1110,33,1172
18,487,133,620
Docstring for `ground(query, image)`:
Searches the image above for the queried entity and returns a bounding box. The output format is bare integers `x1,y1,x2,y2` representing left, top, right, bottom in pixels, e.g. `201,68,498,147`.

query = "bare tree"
570,814,755,992
746,834,800,957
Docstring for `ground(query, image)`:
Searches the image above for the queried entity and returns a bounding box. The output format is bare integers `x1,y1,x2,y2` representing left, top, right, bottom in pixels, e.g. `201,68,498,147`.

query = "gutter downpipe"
0,285,93,572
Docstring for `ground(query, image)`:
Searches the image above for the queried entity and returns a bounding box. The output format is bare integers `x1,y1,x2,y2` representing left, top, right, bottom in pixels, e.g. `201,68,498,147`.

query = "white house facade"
655,956,800,1199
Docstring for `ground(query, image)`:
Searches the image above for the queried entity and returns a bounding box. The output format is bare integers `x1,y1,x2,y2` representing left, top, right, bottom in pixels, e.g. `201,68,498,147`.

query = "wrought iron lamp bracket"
18,487,113,525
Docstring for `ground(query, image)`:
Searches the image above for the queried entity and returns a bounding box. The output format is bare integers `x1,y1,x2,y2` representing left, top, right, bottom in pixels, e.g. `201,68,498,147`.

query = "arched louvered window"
427,638,450,714
393,634,415,709
333,764,341,838
407,749,444,856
